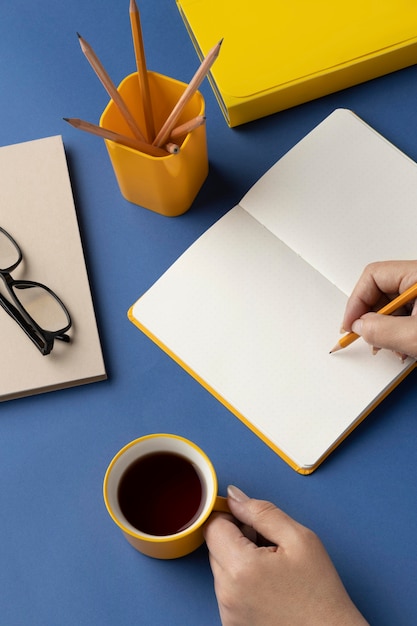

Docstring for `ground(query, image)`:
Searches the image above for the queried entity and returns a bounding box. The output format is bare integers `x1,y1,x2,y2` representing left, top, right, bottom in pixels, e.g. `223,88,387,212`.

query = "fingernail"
372,346,380,356
339,325,346,334
227,485,249,503
351,319,362,335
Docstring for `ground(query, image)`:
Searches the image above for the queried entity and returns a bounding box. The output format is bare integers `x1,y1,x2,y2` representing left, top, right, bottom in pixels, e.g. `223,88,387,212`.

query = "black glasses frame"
0,226,72,356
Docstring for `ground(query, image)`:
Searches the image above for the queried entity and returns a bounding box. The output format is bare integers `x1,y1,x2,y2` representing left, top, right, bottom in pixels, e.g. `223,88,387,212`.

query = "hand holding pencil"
330,260,417,358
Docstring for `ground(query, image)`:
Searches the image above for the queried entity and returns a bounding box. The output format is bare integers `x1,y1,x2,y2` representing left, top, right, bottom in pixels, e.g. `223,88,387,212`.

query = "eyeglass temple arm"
0,293,52,355
56,333,70,343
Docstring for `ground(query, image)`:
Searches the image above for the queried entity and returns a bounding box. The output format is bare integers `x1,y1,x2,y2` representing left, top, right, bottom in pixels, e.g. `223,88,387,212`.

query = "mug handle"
213,495,230,513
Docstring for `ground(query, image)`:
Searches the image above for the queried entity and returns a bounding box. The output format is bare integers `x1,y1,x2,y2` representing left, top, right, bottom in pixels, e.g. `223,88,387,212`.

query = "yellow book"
176,0,417,126
129,110,417,474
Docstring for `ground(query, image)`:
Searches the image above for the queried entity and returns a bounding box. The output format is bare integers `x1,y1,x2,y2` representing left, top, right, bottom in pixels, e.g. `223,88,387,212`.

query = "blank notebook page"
130,109,416,472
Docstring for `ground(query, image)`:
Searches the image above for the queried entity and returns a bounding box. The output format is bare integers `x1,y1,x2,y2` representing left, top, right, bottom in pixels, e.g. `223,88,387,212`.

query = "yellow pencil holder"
100,71,208,217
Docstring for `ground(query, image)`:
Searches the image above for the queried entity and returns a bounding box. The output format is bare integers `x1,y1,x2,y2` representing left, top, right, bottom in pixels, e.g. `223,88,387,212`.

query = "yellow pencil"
153,39,222,148
64,118,169,158
169,115,206,140
129,0,155,142
77,33,147,143
330,282,417,353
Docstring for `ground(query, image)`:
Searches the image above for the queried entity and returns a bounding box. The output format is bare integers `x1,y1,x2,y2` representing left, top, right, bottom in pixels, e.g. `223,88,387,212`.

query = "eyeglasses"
0,226,72,355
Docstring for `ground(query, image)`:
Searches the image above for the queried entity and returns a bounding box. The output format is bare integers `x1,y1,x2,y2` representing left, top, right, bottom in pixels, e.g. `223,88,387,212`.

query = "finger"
226,486,302,548
343,261,417,331
352,312,417,358
393,352,407,363
204,511,255,569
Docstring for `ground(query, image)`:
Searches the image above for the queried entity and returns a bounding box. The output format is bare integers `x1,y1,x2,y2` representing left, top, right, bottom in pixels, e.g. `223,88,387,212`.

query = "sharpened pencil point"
329,343,342,354
153,38,223,147
76,33,85,51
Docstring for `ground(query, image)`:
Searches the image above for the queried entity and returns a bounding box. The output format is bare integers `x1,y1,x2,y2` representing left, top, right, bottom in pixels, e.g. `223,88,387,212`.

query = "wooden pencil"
169,115,206,140
164,142,180,154
330,281,417,353
129,0,155,142
153,40,222,148
77,33,147,143
64,118,169,157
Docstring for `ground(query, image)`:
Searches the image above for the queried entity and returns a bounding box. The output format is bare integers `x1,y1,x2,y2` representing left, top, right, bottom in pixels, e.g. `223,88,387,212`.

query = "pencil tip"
63,117,69,122
329,343,341,354
76,32,81,38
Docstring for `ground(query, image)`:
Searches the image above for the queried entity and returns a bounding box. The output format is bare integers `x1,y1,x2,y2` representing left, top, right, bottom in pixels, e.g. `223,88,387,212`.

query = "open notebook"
0,136,106,401
129,109,417,473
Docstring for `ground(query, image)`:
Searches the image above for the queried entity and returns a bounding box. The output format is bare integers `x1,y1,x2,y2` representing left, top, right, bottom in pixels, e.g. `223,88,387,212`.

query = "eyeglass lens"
0,228,20,271
13,284,69,332
0,229,70,334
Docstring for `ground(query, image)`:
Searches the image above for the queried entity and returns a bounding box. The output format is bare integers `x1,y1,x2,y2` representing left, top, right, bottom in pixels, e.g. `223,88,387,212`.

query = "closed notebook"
0,136,106,401
176,0,417,126
129,109,417,474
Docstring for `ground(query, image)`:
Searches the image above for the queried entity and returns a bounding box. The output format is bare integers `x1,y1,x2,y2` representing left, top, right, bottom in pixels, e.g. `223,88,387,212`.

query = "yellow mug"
103,433,229,559
100,71,208,217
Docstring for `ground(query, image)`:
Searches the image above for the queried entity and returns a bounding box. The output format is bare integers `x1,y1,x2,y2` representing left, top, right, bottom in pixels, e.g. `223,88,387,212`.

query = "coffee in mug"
103,433,229,559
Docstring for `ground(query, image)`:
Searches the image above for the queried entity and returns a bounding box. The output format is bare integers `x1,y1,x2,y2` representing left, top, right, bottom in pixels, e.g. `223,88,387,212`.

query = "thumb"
227,485,302,547
352,312,417,357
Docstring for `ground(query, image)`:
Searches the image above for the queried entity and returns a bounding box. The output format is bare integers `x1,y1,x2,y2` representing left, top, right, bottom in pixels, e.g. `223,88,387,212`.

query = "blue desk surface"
1,2,417,624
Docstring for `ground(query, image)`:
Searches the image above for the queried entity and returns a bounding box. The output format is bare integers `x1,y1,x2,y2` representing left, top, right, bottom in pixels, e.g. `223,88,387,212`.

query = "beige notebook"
129,109,417,473
0,135,106,401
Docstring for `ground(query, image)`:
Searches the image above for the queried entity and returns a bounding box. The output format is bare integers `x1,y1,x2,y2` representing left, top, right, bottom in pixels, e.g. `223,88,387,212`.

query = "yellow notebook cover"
176,0,417,126
129,110,417,474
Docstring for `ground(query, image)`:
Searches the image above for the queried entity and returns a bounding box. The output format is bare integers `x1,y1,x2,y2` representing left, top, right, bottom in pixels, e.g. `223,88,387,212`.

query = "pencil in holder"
100,71,208,217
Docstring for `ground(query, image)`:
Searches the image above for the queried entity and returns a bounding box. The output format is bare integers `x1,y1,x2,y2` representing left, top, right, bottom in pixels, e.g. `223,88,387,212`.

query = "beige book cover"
0,135,106,401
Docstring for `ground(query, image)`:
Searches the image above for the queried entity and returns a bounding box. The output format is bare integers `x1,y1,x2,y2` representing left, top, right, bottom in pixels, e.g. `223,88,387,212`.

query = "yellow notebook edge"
313,360,417,472
127,305,303,472
175,2,229,122
176,0,417,126
128,305,416,474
